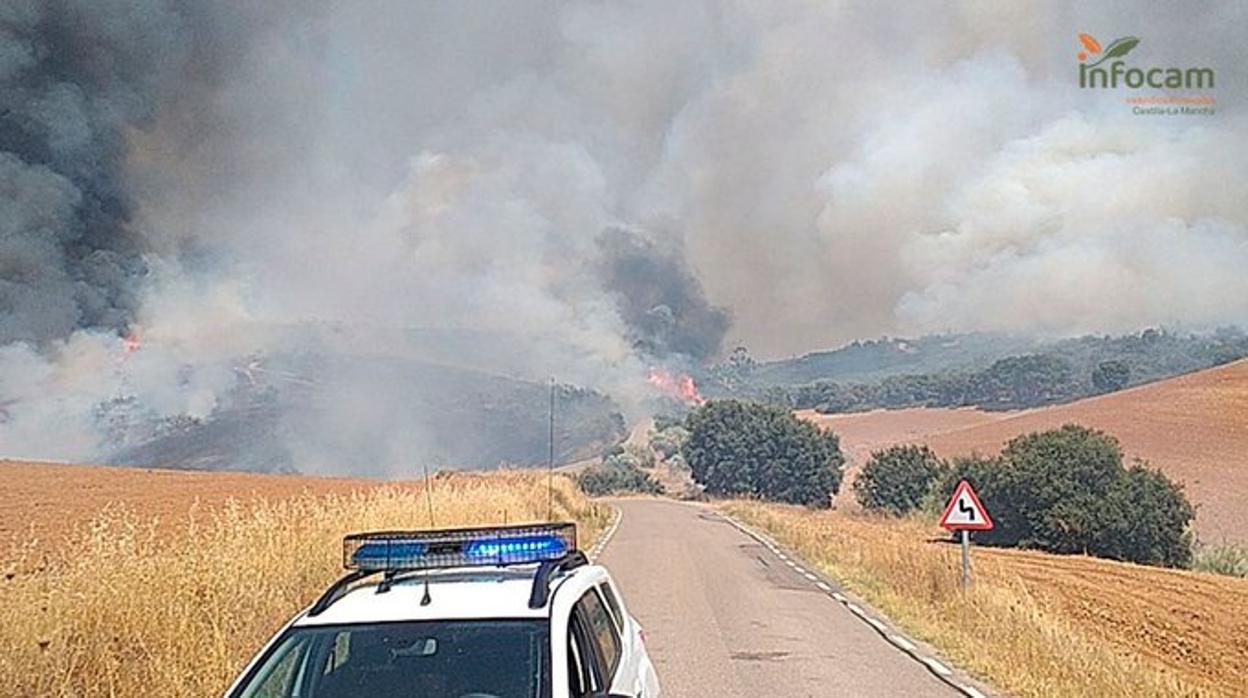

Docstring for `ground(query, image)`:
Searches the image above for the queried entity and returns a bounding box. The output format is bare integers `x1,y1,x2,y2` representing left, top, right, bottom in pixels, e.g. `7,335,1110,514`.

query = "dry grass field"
0,465,608,697
0,460,404,558
727,502,1248,698
802,359,1248,541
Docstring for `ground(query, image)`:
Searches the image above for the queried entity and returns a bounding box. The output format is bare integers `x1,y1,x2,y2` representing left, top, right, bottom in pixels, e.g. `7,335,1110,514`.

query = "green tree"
1091,359,1131,393
934,425,1194,567
1093,463,1193,567
971,354,1076,407
999,425,1123,554
682,400,843,507
854,445,946,515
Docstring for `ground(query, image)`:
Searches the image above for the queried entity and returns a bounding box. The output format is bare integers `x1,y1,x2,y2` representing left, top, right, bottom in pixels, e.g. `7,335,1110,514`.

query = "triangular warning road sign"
938,480,994,531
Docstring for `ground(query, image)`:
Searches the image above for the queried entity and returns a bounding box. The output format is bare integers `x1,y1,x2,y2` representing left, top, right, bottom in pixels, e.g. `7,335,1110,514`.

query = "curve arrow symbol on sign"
939,480,994,531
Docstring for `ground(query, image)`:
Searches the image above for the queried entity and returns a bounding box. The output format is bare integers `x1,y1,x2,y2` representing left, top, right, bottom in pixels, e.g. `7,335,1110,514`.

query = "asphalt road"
598,499,960,698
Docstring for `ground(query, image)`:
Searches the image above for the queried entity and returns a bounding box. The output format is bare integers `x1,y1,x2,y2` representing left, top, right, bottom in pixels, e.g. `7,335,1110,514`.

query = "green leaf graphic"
1086,36,1141,67
1102,36,1140,59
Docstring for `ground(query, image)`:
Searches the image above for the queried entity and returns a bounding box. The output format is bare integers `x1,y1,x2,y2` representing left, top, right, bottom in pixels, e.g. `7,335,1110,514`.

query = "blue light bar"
343,523,577,572
464,534,568,563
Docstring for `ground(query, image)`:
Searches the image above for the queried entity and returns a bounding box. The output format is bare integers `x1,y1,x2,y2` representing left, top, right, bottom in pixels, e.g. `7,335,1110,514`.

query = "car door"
567,600,606,698
595,581,644,695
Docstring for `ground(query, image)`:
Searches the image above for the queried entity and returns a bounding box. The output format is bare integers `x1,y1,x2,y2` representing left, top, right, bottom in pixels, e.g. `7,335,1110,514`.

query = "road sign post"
960,529,970,587
938,480,993,589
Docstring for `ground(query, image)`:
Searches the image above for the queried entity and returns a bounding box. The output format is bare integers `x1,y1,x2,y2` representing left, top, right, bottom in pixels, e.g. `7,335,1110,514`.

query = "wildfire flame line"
646,368,705,406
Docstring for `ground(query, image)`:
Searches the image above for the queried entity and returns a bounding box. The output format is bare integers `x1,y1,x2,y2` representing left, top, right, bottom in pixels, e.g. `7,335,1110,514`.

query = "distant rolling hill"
753,333,1039,385
806,359,1248,543
107,352,626,476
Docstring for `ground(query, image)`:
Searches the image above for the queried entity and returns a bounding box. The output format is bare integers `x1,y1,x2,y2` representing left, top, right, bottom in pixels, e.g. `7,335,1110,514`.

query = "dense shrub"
936,425,1193,567
1193,543,1248,578
853,445,945,515
578,457,663,496
682,400,843,507
649,425,689,459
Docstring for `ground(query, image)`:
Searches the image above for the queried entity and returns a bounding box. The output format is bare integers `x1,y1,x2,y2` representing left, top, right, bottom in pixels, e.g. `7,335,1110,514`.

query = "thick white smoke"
2,0,1245,467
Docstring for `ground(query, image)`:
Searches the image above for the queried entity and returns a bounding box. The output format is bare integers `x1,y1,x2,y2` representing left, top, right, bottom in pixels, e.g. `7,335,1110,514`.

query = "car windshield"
230,619,550,698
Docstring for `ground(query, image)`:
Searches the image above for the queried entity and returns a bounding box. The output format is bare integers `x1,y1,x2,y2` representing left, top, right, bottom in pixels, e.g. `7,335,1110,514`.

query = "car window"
239,634,312,698
598,582,626,631
576,589,622,679
231,620,549,698
566,610,598,698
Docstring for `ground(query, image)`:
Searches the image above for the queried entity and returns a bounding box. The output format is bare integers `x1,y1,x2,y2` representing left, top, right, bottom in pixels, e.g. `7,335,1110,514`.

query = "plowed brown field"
802,360,1248,542
980,545,1248,692
0,460,409,559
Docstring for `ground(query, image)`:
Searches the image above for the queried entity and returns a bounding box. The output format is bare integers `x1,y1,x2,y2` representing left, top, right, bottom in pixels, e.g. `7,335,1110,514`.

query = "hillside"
104,352,625,475
751,333,1039,385
733,328,1248,413
807,360,1248,542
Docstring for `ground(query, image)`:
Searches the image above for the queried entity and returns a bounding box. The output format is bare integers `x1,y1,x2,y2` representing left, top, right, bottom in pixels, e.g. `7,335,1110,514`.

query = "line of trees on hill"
711,327,1248,414
853,426,1194,567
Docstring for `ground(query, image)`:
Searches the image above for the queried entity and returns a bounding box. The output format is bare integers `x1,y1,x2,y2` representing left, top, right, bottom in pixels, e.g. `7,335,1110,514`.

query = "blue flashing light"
342,523,577,572
464,534,568,562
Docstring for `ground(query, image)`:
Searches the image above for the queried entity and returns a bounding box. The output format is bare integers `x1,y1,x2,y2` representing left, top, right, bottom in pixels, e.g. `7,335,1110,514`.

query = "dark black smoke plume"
597,227,730,362
0,0,197,344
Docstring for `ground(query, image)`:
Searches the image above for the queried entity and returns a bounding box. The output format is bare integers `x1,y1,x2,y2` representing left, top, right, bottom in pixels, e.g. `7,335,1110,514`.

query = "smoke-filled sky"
2,0,1246,465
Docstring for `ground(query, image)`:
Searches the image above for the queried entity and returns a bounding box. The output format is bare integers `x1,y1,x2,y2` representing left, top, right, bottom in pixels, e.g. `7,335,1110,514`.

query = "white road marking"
815,581,831,592
832,592,848,603
865,617,887,632
589,508,623,562
923,658,953,676
890,635,916,652
959,685,988,698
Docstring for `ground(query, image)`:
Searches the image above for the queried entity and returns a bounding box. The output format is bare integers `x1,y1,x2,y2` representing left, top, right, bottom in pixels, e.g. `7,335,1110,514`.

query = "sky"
1,0,1245,463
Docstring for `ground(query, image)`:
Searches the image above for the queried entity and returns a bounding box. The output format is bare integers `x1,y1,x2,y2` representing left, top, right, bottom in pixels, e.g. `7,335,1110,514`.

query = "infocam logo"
1077,33,1214,89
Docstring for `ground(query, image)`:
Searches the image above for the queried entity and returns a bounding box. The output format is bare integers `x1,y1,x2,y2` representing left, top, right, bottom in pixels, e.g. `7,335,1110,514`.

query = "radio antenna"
547,377,556,521
422,460,436,528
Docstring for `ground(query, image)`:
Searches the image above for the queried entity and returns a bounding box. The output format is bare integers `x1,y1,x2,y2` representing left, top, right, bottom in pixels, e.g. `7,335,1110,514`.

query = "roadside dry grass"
0,472,608,698
726,501,1248,698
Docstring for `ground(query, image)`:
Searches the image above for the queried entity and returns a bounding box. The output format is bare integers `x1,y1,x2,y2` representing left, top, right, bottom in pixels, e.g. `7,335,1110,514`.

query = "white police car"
224,523,660,698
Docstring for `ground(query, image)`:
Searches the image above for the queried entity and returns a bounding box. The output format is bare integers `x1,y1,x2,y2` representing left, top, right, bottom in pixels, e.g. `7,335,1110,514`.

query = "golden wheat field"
0,465,609,698
727,502,1248,698
0,460,406,558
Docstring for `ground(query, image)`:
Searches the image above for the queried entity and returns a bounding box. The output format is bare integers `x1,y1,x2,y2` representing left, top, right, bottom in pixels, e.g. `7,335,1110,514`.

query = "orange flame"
116,330,142,366
647,368,705,406
122,331,142,354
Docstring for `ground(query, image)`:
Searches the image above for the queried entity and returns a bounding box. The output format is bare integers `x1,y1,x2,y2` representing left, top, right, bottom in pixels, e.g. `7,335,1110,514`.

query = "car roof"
295,563,608,627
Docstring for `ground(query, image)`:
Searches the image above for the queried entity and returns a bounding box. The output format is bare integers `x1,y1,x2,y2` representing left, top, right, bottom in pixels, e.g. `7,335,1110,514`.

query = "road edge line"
715,511,994,698
587,505,623,562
